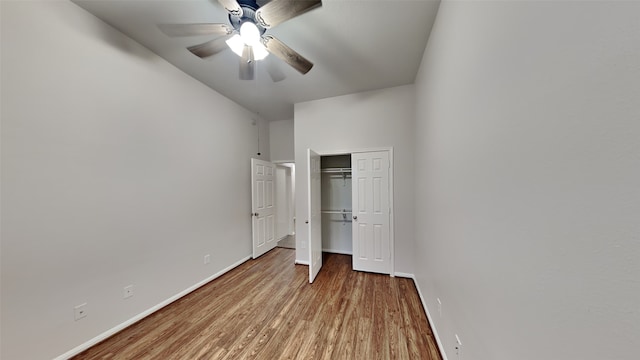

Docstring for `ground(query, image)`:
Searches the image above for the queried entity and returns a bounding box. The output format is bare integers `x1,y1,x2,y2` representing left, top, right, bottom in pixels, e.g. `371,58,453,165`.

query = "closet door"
251,158,277,259
308,149,322,283
351,151,390,274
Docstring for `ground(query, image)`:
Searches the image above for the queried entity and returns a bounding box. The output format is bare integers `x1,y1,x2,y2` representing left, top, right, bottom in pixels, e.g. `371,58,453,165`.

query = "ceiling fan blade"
217,0,243,17
187,35,232,59
262,35,313,75
255,0,322,29
239,46,255,80
158,23,233,37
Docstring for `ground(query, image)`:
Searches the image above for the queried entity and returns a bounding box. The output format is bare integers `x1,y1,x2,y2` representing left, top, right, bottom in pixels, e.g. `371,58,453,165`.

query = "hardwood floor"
276,235,296,249
73,248,442,360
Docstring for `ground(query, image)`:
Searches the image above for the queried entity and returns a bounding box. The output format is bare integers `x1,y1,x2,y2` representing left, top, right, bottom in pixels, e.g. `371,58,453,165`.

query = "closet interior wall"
320,155,352,255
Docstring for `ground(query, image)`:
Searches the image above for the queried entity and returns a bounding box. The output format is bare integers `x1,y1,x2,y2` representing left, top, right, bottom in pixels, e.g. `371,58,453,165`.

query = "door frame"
310,147,395,276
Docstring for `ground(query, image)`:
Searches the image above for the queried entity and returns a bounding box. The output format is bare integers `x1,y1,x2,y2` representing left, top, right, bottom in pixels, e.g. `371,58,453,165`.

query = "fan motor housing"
229,0,266,35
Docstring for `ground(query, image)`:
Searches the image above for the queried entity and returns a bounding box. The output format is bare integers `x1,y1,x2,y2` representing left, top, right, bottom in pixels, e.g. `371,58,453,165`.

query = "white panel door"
251,158,277,259
352,151,390,274
308,149,322,283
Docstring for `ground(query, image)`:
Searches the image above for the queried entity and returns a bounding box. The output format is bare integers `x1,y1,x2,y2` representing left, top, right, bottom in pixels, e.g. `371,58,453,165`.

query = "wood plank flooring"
73,248,442,360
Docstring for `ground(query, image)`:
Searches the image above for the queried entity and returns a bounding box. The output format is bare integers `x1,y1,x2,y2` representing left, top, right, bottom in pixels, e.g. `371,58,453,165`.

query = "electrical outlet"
437,298,442,318
204,254,211,264
455,334,463,360
74,303,87,321
123,285,134,299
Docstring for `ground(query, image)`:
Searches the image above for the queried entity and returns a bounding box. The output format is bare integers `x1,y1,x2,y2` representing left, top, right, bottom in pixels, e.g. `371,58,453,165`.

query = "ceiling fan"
159,0,321,81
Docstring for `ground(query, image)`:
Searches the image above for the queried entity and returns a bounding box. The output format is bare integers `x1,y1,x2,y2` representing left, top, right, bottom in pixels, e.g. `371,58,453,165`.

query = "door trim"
310,147,394,277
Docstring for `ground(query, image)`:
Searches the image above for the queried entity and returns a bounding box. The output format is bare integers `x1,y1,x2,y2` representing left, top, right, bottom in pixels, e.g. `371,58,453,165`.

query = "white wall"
294,85,415,274
414,1,640,359
0,2,269,359
269,119,294,162
269,118,294,240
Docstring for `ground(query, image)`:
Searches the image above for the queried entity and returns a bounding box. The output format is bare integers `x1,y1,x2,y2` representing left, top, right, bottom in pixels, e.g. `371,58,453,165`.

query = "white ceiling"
73,0,440,121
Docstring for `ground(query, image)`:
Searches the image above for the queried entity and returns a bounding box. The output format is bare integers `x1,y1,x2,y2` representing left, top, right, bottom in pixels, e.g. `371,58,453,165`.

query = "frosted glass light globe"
240,22,260,47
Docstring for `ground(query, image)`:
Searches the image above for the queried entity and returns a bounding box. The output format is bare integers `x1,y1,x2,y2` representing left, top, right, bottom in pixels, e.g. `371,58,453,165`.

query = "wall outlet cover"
74,303,87,321
123,285,134,299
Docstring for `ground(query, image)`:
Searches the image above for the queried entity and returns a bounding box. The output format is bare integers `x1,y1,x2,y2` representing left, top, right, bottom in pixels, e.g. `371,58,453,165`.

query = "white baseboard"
294,259,309,265
394,272,415,279
412,278,449,360
54,255,252,360
322,248,353,255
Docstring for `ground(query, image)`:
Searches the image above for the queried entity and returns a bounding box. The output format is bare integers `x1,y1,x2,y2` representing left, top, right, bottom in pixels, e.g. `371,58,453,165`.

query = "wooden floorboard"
73,248,442,360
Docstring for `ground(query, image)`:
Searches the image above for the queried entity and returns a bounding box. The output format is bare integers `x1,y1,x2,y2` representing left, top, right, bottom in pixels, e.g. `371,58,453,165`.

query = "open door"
308,149,322,283
251,158,277,259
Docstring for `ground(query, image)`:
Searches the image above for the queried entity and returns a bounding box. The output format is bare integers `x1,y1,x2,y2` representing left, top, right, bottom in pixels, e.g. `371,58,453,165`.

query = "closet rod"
321,168,352,173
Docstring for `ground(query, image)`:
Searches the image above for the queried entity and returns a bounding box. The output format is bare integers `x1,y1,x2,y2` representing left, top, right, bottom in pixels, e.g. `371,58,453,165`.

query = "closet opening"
307,147,393,282
320,155,352,256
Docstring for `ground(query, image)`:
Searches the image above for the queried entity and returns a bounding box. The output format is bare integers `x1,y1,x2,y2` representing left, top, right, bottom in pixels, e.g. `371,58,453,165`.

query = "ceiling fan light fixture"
226,31,268,61
240,21,260,47
225,34,245,57
252,42,269,61
163,0,321,78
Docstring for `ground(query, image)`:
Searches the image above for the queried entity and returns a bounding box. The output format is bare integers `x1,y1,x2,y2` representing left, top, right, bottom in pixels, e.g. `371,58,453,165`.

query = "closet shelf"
321,210,353,214
321,168,352,174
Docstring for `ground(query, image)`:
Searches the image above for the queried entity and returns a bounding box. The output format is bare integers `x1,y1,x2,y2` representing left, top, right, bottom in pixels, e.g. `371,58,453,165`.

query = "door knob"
253,212,259,217
305,220,309,224
352,216,358,220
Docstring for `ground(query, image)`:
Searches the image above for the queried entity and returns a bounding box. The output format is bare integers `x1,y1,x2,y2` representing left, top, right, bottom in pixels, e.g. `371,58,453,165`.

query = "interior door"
351,151,391,274
308,149,322,283
251,158,277,259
